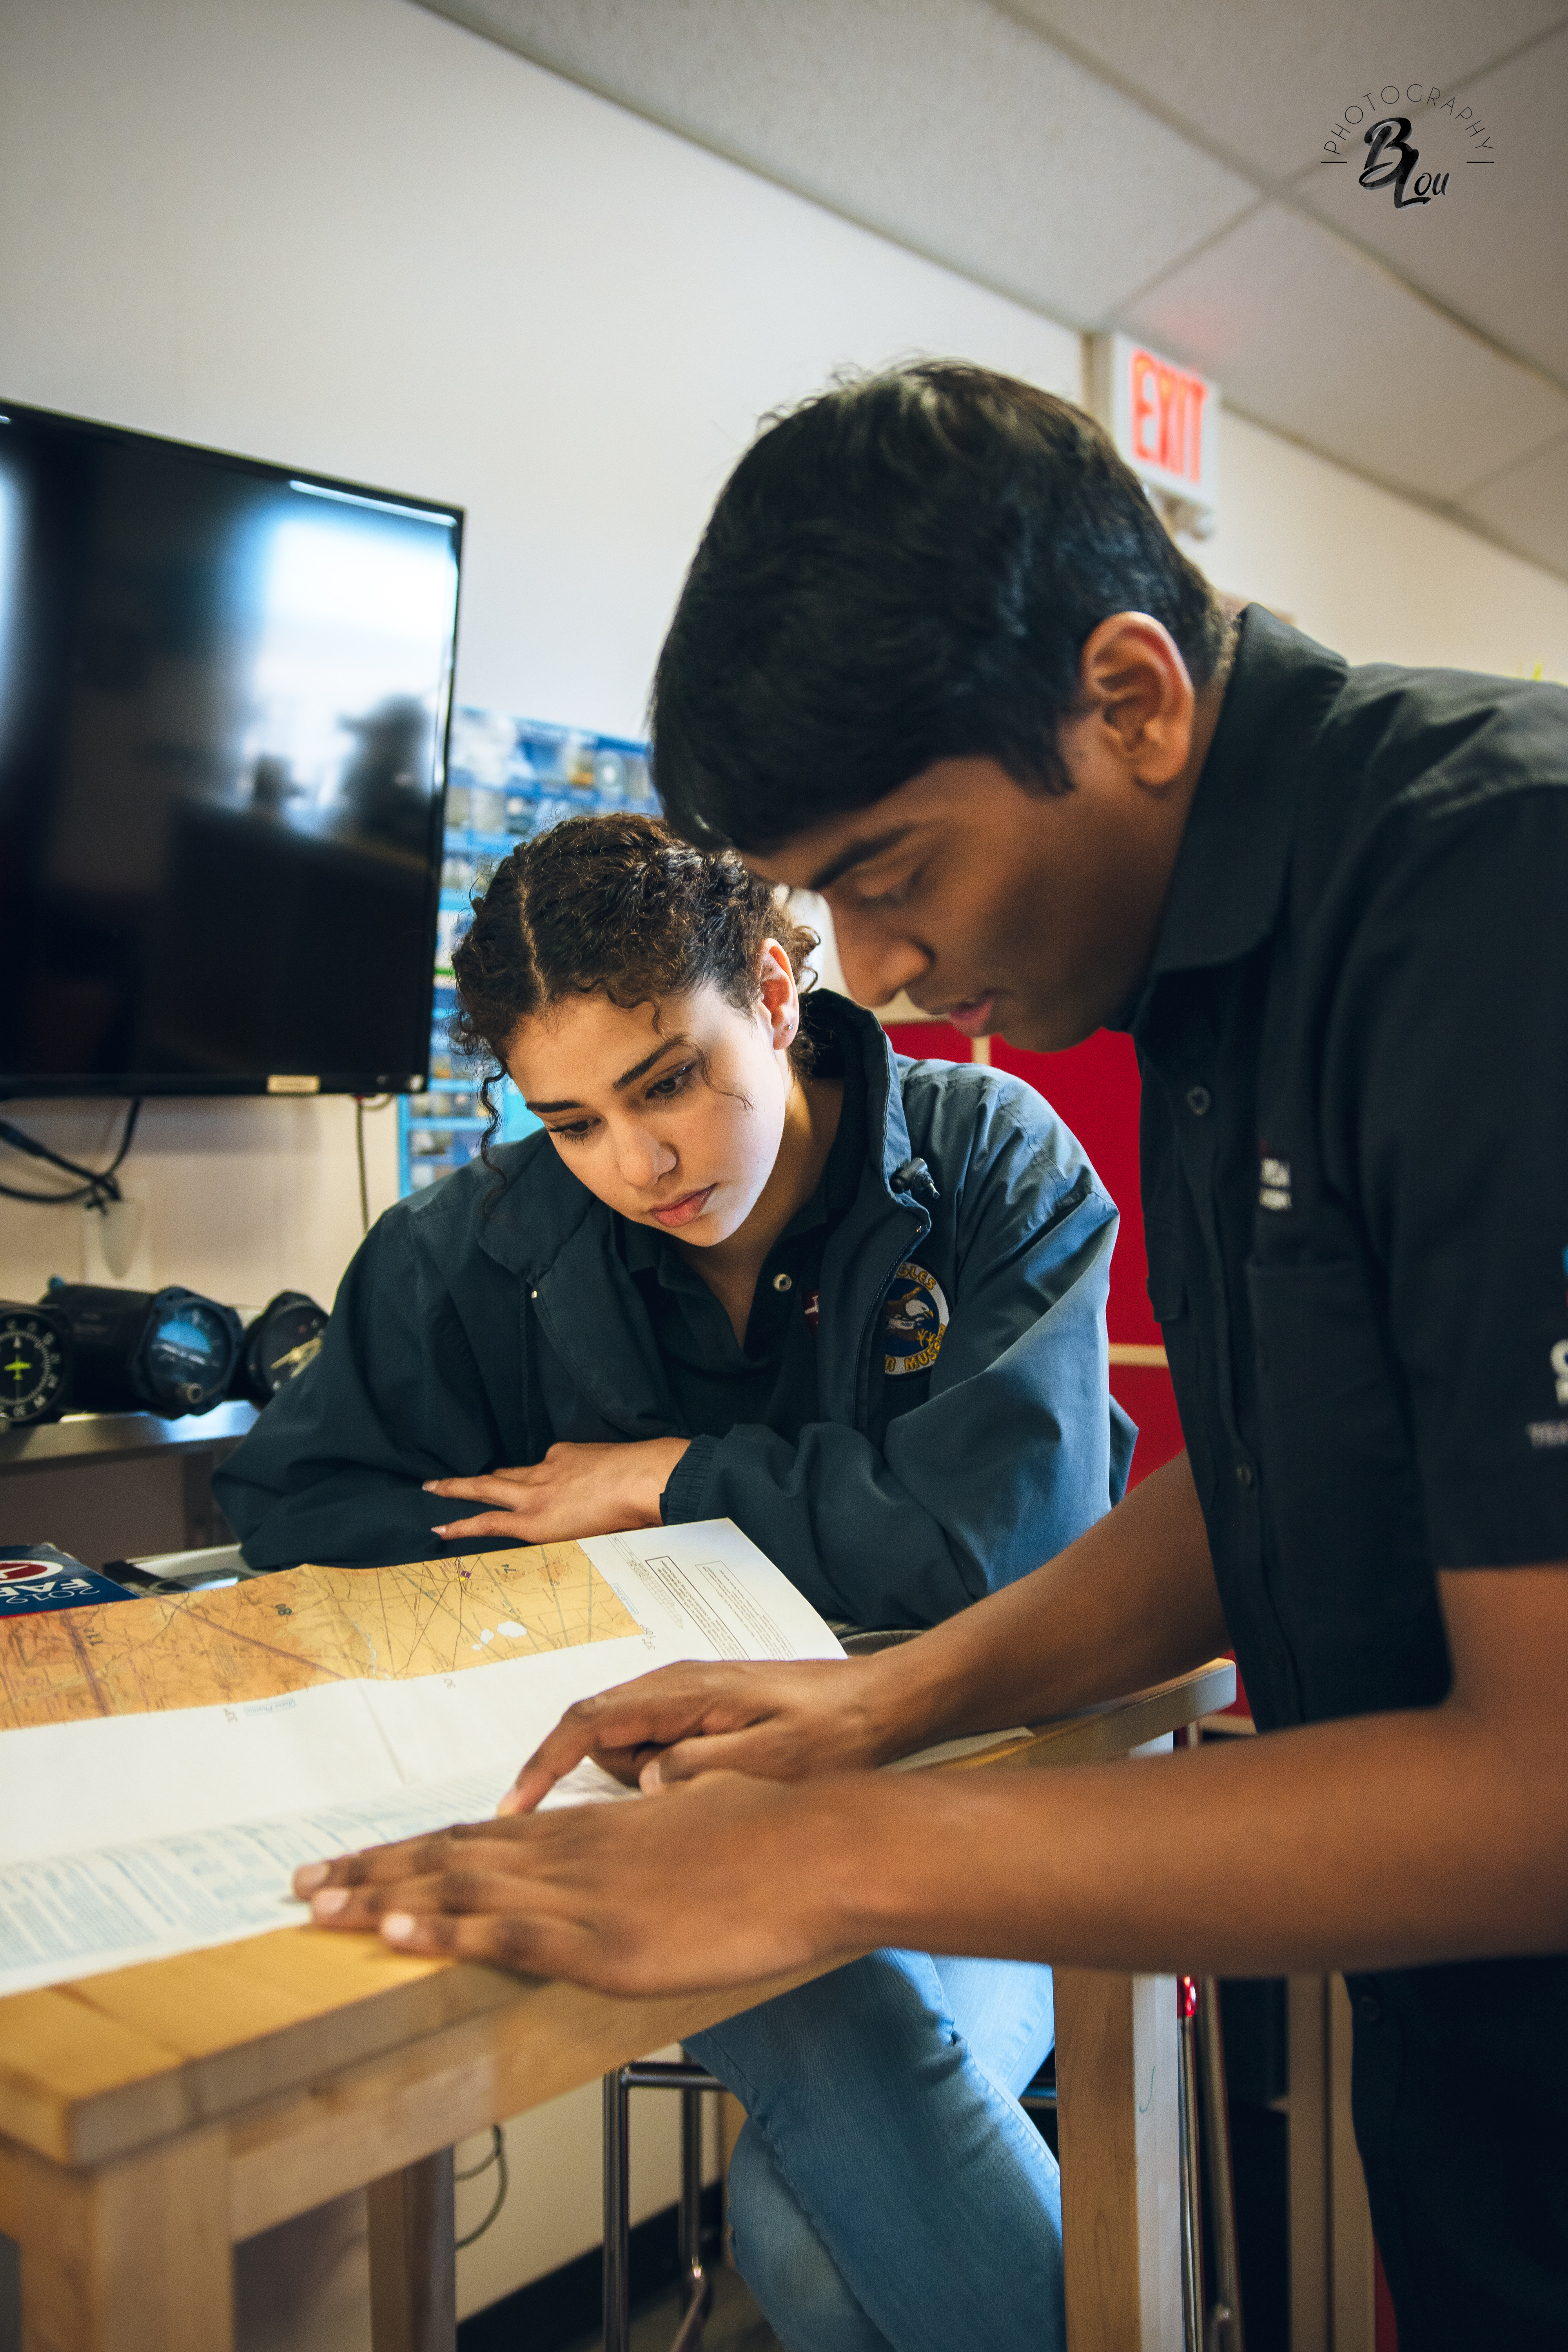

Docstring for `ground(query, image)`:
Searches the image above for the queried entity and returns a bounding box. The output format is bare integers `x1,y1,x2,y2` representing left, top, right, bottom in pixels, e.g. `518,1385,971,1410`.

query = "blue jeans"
685,1952,1062,2352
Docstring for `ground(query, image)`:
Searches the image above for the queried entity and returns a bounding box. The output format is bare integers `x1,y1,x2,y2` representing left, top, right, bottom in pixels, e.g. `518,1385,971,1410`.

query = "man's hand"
293,1771,874,1995
500,1450,1224,1811
500,1656,907,1813
424,1438,691,1545
288,1563,1568,1996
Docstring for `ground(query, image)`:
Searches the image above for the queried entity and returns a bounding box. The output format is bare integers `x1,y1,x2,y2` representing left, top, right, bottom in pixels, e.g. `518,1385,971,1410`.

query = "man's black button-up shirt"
1131,606,1568,1734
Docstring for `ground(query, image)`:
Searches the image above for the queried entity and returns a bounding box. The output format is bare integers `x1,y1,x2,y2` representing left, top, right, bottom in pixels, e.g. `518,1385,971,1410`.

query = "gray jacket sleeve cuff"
661,1434,718,1525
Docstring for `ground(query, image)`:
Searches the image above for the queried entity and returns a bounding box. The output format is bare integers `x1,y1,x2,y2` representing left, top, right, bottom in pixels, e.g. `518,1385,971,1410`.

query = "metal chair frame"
603,2058,724,2352
602,1996,1242,2352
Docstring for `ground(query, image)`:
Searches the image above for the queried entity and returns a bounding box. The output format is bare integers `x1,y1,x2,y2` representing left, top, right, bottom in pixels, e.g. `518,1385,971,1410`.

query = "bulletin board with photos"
399,710,654,1195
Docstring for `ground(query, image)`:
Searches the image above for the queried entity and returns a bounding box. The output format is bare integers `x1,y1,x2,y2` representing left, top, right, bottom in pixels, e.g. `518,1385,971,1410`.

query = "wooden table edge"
0,1658,1234,2176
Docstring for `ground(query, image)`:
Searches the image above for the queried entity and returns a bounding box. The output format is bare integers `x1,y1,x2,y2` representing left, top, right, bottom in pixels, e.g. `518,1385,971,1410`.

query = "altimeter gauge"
0,1304,73,1426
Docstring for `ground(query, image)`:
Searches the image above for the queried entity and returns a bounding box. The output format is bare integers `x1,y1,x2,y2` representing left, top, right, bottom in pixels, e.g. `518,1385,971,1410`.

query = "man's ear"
1077,613,1197,786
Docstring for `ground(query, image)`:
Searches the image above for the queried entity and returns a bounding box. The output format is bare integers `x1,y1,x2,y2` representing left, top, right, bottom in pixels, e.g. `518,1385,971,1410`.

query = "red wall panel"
989,1030,1155,1347
887,1022,1180,1483
888,1025,1152,1340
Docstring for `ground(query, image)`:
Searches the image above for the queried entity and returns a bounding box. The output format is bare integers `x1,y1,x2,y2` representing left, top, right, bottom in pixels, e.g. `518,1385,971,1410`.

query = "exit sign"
1092,335,1220,534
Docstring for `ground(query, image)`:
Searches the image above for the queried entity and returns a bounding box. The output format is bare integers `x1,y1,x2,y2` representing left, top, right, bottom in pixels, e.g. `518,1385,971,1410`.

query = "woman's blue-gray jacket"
216,997,1134,1628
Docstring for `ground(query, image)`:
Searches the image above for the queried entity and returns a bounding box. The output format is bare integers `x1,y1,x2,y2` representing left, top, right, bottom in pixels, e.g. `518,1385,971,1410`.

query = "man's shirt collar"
1144,605,1348,987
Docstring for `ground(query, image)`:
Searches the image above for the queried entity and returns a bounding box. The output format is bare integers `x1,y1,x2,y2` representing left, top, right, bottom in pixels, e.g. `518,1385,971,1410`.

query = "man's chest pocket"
1244,1256,1420,1505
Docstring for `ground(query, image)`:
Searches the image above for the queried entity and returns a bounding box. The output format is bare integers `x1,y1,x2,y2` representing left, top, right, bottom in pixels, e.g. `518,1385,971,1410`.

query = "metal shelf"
0,1401,258,1472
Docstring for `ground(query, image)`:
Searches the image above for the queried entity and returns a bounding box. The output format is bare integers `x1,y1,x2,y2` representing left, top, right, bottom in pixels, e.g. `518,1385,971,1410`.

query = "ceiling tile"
1297,27,1568,382
421,0,1568,537
1120,204,1568,504
1002,0,1563,177
1456,431,1568,576
426,0,1256,320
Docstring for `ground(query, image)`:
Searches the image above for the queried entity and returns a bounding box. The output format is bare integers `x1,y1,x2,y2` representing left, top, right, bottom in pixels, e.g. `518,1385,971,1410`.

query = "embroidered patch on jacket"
803,1289,820,1334
882,1262,949,1376
1258,1155,1293,1212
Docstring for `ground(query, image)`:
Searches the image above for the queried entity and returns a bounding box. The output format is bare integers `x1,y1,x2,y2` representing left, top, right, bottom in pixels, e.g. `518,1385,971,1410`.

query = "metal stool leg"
603,2068,633,2352
1178,1976,1205,2352
603,2060,725,2352
1196,1974,1245,2352
1177,1722,1245,2352
667,2078,713,2352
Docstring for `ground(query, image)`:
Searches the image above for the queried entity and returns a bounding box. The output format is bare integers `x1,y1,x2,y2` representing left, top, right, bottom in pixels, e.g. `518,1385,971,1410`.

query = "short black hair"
651,361,1225,853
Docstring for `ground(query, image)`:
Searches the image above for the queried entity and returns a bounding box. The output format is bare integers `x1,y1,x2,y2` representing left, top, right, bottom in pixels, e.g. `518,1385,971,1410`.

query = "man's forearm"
301,1564,1568,2000
839,1641,1568,1976
864,1451,1229,1757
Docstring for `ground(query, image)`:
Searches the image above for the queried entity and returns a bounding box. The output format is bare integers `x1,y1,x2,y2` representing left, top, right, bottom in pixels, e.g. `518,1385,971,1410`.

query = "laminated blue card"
0,1544,133,1613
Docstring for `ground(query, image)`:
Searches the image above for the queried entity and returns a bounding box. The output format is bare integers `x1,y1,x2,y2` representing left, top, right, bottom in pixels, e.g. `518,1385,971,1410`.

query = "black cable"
354,1099,370,1234
0,1100,142,1212
352,1095,392,1235
454,2125,509,2249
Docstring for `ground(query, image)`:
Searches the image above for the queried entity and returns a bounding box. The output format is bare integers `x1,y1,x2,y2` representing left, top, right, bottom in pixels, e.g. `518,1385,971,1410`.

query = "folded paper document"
0,1521,843,1997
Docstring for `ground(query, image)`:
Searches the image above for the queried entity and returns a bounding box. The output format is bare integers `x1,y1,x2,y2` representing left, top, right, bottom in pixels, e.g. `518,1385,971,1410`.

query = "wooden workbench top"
0,1659,1233,2173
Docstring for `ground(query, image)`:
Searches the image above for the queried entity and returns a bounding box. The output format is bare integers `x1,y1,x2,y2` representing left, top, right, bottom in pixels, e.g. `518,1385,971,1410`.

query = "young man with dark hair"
299,365,1568,2350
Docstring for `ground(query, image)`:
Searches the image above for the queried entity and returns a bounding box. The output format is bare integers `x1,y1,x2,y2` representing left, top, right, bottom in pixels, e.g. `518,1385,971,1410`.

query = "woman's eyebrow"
614,1034,694,1091
525,1036,695,1114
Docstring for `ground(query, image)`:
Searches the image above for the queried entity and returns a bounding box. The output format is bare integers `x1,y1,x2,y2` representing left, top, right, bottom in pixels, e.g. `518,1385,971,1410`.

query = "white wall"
1200,408,1568,680
0,0,1082,1314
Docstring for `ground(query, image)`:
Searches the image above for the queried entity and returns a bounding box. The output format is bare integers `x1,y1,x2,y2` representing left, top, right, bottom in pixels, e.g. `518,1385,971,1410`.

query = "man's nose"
831,911,929,1009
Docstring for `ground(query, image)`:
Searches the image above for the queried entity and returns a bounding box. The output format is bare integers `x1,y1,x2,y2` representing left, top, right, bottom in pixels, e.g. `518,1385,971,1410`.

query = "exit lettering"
1129,351,1208,486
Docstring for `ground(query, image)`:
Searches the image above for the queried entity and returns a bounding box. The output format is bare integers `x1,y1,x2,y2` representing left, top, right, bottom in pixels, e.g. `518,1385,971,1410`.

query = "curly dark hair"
450,812,819,1170
651,360,1226,851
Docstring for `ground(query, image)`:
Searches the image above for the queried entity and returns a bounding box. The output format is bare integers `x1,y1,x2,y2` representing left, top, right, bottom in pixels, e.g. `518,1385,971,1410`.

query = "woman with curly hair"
220,809,1132,2352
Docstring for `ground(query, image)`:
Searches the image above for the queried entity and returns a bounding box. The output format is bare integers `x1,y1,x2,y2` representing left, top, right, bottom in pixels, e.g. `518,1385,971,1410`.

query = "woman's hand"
499,1654,915,1811
424,1438,691,1545
293,1771,880,1995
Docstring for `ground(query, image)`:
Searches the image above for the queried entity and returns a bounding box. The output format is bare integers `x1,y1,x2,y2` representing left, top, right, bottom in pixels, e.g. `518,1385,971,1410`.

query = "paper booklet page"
0,1518,843,1998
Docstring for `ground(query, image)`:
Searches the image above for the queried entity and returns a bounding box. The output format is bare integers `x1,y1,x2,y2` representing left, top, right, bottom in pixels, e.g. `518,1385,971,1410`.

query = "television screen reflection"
0,407,460,1090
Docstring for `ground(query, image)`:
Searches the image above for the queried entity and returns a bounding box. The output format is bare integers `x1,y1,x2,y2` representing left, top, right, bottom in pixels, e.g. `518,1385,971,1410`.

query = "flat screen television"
0,399,462,1096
